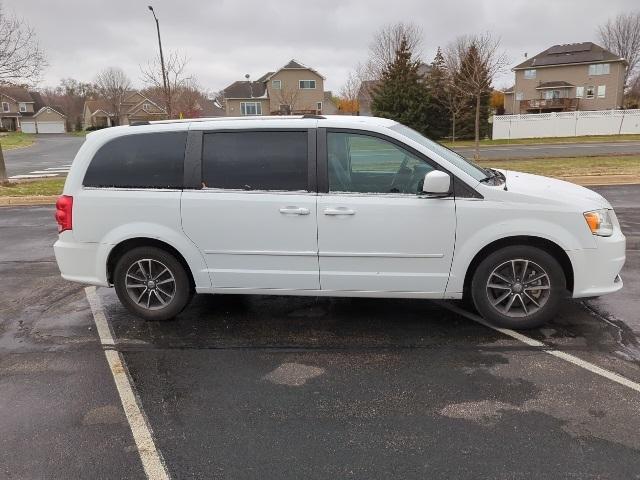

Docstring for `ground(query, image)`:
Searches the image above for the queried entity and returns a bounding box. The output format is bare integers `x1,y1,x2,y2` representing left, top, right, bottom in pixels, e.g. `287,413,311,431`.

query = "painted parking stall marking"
9,164,71,180
439,301,640,394
85,286,171,480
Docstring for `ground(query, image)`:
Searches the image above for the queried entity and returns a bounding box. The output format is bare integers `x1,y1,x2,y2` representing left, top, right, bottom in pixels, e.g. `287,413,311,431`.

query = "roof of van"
140,115,397,128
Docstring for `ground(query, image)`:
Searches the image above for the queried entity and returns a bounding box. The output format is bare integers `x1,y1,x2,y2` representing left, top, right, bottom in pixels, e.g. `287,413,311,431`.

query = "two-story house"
222,60,325,116
0,86,67,133
504,42,626,114
82,91,166,128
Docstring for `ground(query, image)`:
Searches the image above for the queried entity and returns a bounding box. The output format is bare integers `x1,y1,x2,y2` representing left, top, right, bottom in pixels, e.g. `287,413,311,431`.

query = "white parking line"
439,301,640,394
85,286,171,480
9,173,58,179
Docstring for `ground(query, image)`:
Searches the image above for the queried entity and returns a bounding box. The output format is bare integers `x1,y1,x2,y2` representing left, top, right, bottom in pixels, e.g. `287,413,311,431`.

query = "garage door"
21,121,36,134
37,121,65,134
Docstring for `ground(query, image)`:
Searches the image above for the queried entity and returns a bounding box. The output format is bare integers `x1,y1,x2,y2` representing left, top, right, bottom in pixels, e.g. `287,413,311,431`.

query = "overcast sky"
10,0,640,94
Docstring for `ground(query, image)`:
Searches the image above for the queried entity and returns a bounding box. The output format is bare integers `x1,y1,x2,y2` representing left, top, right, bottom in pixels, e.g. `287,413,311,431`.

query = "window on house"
515,92,524,101
588,63,610,75
544,90,561,100
586,86,595,98
316,101,322,111
524,69,536,79
597,85,606,98
240,102,262,116
576,86,584,98
2,102,9,112
143,102,151,111
19,103,27,112
299,80,316,89
272,80,282,90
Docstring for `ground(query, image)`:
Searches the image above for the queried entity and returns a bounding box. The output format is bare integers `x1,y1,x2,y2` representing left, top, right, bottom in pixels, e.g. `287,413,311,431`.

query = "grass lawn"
70,130,88,137
0,132,35,150
441,133,640,148
478,155,640,178
0,178,65,196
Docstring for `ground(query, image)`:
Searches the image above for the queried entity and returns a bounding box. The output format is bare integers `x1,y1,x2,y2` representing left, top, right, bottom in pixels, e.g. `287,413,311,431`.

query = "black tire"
113,246,193,321
470,245,566,329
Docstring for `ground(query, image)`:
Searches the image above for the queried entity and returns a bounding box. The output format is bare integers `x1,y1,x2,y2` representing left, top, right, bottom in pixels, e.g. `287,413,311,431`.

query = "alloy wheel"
486,258,551,318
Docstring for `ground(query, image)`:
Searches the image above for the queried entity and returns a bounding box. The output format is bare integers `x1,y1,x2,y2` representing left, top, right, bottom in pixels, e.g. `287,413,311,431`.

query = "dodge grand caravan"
54,115,625,329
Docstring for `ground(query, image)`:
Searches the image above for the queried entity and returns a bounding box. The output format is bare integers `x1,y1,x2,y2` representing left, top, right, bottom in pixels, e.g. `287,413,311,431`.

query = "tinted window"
83,132,186,188
327,132,433,194
202,131,308,191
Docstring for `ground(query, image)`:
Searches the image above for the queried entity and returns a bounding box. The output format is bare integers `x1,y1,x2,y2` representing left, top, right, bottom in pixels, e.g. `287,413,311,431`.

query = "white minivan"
54,115,625,329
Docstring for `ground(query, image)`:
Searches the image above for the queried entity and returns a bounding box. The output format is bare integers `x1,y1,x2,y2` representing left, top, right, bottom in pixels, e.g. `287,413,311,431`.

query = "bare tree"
0,3,47,183
272,83,300,114
340,71,361,102
95,67,131,126
598,11,640,87
442,72,466,143
338,71,361,114
360,22,423,81
140,51,192,118
445,33,508,159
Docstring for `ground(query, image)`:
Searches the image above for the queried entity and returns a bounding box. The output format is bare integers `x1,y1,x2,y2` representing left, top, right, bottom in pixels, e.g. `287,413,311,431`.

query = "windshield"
389,123,488,182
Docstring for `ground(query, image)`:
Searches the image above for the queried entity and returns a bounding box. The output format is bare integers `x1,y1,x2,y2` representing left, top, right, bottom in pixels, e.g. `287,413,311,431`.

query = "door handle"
323,207,356,216
279,206,310,215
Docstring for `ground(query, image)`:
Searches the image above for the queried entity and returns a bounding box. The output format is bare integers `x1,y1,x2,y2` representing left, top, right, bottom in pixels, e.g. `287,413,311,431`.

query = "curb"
0,195,58,206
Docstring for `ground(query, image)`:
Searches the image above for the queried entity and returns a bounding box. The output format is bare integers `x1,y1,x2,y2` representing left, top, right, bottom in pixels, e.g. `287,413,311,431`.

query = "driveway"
4,134,85,178
1,185,640,479
452,140,640,160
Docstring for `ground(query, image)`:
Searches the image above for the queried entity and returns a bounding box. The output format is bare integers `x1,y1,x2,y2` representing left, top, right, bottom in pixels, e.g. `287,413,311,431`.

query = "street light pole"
148,5,171,117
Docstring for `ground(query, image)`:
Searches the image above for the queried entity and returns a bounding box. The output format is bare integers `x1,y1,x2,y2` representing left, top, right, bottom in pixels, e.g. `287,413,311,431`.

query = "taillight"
55,195,73,233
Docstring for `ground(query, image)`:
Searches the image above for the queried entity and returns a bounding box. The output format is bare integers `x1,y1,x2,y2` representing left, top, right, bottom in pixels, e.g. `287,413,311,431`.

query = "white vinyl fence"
492,109,640,140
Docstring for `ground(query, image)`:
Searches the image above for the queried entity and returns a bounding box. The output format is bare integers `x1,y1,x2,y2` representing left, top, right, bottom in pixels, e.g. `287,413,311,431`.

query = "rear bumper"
568,230,626,298
53,232,109,286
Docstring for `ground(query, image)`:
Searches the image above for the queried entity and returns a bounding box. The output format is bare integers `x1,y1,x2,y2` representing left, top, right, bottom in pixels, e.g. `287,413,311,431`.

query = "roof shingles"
514,42,624,70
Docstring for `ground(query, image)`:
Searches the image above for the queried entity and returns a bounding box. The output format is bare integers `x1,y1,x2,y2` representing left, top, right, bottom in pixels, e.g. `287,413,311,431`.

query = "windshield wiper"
479,169,497,183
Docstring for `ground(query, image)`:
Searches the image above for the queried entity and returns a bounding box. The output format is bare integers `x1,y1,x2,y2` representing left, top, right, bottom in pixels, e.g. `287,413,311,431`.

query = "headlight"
584,209,614,236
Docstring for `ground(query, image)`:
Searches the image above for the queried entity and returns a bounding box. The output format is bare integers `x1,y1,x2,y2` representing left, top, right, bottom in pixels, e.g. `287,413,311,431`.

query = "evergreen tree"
423,48,450,139
371,37,430,135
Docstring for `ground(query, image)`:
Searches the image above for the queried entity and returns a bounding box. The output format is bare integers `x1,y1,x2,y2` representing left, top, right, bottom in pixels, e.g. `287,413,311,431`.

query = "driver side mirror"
422,170,451,195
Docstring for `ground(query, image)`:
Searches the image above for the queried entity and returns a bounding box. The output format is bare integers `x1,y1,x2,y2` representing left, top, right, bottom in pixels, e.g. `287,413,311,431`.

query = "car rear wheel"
471,246,566,329
113,246,192,321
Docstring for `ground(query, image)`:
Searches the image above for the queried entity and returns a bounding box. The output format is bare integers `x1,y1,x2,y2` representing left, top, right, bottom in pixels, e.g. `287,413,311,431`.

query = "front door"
181,129,319,290
317,130,456,294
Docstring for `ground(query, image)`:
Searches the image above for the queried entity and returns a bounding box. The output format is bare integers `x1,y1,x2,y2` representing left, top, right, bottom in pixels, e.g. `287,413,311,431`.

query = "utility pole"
148,6,171,118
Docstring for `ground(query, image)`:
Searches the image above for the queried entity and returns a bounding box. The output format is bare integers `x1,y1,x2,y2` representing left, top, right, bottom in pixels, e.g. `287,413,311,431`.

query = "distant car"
53,115,625,329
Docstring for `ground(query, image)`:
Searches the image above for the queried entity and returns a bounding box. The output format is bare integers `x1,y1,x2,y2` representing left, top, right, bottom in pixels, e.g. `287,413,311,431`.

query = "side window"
327,132,434,194
202,131,308,191
83,132,186,188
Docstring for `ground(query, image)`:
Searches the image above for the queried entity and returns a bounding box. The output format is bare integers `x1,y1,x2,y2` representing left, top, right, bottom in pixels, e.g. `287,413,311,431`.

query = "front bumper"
568,229,626,298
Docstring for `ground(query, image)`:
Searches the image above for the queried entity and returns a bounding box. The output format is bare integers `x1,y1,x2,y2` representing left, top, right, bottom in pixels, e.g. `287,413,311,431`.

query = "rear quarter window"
83,131,187,188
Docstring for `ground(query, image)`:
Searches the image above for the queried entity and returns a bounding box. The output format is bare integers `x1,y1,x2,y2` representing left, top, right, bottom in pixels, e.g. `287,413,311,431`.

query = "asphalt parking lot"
1,186,640,479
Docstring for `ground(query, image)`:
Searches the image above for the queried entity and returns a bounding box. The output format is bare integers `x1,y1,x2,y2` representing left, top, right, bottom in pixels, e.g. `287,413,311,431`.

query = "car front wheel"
113,246,193,321
471,246,566,329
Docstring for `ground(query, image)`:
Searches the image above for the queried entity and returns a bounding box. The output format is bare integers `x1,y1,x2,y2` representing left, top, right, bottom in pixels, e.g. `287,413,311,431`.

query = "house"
222,60,326,116
0,86,67,133
357,63,432,116
504,42,627,114
82,91,166,128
